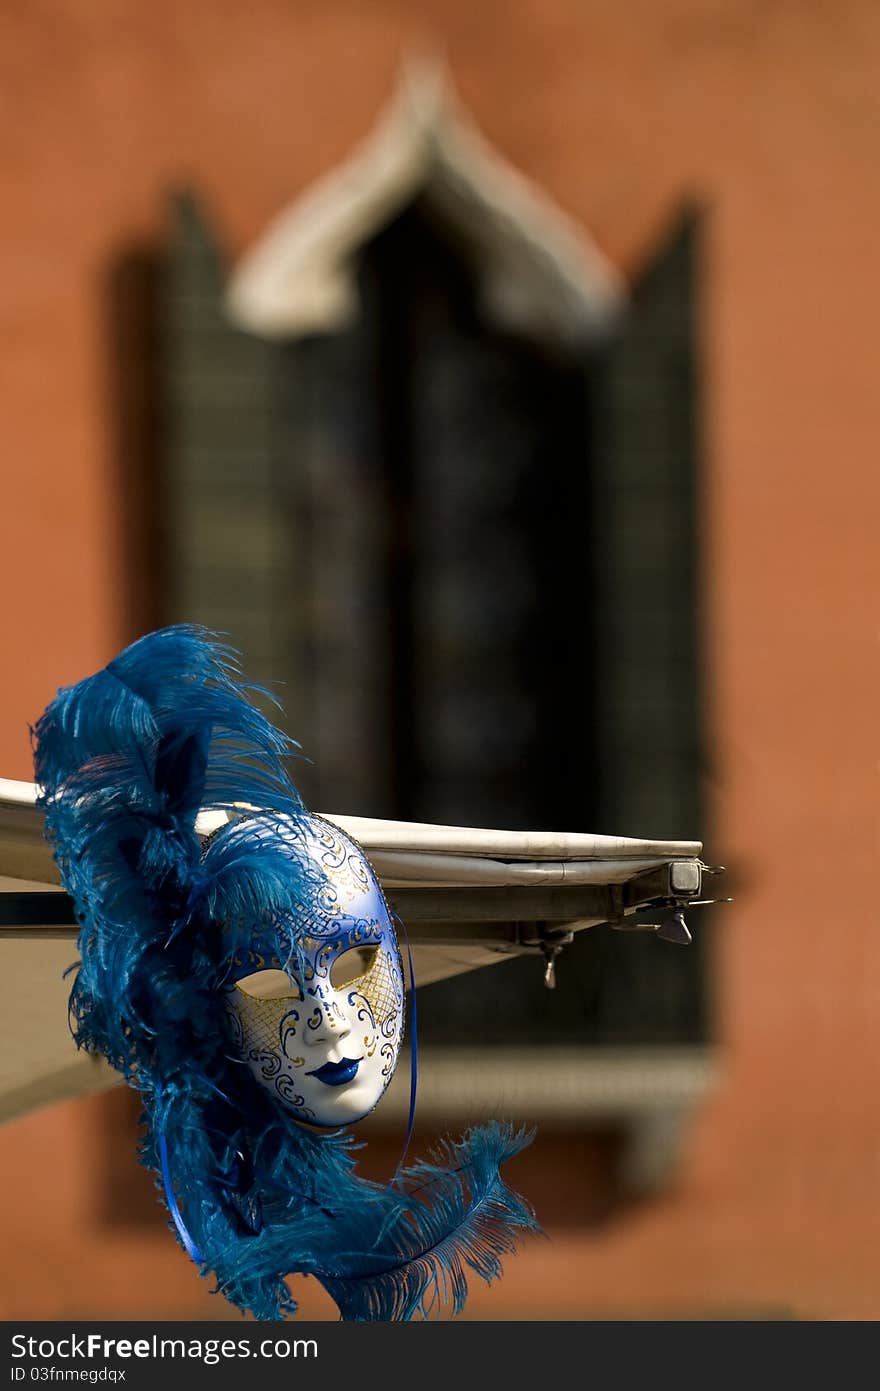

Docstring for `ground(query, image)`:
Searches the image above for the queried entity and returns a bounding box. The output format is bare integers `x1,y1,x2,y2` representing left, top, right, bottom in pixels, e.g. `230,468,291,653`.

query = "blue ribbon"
159,1130,204,1266
391,914,418,1182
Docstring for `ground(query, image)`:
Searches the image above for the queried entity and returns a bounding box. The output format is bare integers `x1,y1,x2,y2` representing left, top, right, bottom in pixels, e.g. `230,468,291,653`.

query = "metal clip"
656,909,692,945
541,942,563,989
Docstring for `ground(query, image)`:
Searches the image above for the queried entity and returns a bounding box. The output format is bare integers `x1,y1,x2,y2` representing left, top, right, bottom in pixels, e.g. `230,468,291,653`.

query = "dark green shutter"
592,209,704,841
581,207,709,1044
160,189,298,718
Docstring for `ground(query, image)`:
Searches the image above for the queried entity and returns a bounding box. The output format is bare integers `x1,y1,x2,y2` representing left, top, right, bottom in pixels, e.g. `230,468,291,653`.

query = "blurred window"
154,188,709,1053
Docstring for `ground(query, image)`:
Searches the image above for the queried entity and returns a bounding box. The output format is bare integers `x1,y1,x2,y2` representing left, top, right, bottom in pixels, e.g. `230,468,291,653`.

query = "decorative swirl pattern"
349,989,377,1032
318,829,347,873
247,1047,282,1080
380,1040,397,1078
313,941,335,980
316,880,341,923
347,851,370,890
279,1007,301,1059
235,947,282,974
275,1074,314,1118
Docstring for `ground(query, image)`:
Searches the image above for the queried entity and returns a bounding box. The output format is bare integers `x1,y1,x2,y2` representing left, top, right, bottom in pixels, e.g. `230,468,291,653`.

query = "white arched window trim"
226,62,626,350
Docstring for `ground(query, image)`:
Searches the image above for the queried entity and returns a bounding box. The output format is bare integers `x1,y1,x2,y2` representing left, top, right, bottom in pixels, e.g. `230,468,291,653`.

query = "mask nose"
304,991,352,1047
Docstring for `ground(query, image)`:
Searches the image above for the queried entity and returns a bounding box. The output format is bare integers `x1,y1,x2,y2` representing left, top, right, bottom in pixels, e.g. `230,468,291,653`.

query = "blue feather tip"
33,625,541,1320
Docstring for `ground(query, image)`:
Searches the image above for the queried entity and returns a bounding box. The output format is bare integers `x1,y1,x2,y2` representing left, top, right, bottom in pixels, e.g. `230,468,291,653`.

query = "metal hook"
541,942,563,989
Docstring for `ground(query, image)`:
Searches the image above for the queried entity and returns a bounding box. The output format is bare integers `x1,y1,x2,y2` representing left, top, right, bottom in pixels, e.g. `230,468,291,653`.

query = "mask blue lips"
307,1058,362,1086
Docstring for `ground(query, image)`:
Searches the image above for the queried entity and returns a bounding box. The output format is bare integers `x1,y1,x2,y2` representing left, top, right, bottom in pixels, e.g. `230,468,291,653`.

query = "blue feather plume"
314,1122,539,1321
33,625,539,1320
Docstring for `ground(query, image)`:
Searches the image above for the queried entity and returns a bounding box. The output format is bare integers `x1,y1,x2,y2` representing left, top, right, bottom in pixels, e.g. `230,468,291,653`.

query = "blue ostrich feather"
297,1121,538,1322
33,625,539,1320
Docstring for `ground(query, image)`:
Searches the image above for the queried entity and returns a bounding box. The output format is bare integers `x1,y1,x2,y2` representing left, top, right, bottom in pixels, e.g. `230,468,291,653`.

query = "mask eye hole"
234,968,302,1001
331,946,378,988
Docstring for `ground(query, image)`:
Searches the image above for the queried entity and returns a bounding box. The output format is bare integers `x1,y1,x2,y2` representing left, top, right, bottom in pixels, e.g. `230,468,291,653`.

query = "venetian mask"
223,813,404,1126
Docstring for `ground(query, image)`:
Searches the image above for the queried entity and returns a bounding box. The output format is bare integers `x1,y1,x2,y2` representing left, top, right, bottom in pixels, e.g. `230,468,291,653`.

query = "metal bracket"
610,861,731,946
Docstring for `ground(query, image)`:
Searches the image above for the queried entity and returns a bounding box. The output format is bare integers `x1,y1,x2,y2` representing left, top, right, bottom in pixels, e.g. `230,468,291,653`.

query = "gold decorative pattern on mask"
343,948,400,1026
229,988,306,1065
315,825,373,907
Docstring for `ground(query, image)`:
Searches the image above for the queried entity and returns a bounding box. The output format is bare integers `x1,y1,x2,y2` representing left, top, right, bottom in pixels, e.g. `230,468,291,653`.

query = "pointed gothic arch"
226,62,625,351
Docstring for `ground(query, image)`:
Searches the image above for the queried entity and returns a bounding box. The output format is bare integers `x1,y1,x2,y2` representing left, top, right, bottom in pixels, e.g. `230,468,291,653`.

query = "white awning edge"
0,780,702,889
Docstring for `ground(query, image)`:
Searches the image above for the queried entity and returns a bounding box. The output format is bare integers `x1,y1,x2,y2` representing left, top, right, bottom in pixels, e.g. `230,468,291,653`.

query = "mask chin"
222,814,404,1127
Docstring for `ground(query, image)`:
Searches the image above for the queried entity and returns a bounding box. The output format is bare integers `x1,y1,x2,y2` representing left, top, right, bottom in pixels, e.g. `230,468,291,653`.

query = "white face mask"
223,816,404,1126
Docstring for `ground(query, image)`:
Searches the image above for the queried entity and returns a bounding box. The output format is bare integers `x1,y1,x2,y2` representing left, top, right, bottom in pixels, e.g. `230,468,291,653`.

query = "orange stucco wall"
1,0,878,1319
